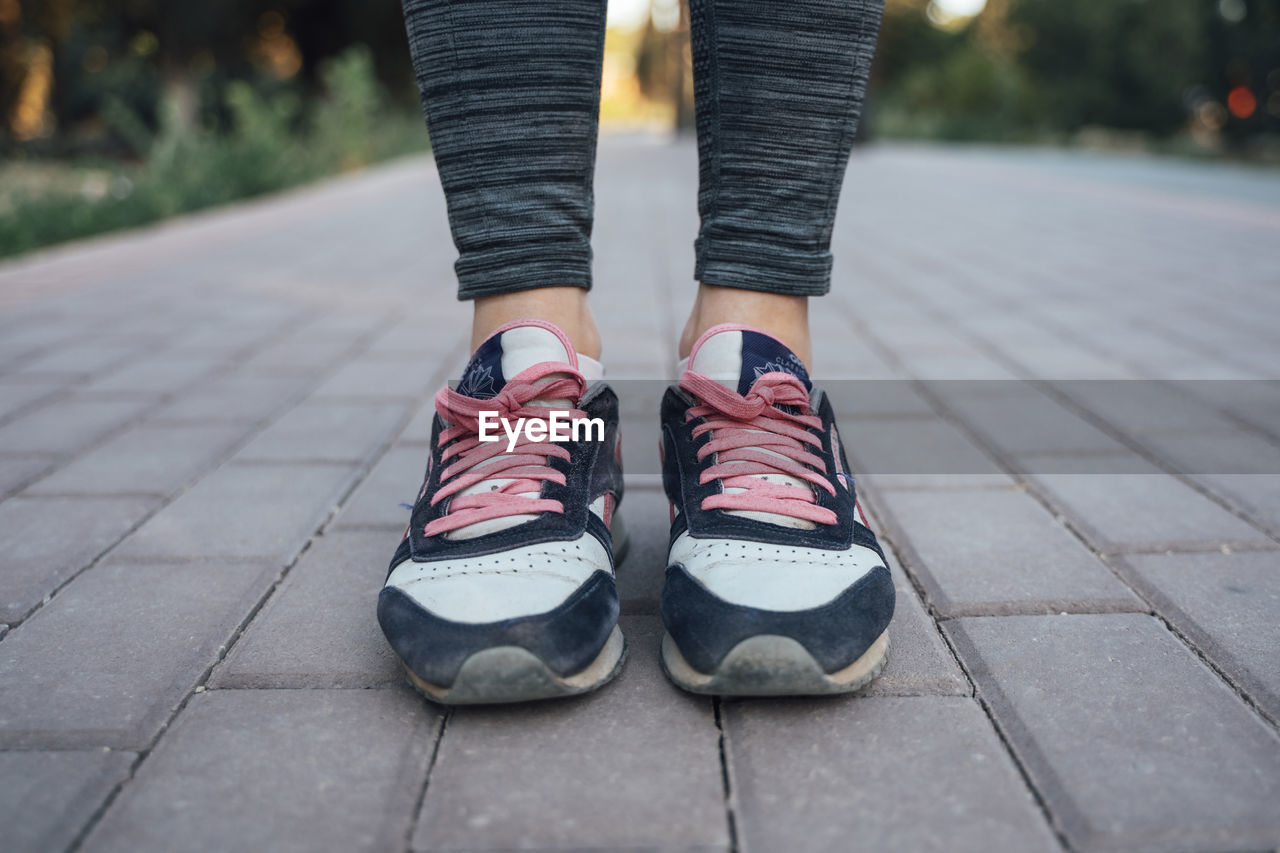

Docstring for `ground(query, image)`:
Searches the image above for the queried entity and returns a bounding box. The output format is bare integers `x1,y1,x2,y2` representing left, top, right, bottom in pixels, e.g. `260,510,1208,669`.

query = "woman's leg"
660,1,893,699
401,0,607,356
679,0,885,367
382,1,622,707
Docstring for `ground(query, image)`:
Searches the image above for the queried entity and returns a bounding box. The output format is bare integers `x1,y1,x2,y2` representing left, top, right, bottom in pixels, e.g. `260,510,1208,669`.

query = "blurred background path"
5,0,1279,259
1,137,1279,852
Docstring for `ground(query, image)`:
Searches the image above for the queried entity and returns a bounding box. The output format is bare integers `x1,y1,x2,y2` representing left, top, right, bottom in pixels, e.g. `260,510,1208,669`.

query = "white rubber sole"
404,625,627,705
661,630,889,697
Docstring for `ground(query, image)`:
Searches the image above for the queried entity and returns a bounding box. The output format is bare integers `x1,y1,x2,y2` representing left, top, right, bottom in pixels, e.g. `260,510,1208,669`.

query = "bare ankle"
680,283,812,368
472,287,601,359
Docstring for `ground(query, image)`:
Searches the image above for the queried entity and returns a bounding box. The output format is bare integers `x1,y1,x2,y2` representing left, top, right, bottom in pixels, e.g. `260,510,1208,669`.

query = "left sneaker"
377,320,626,705
658,324,894,696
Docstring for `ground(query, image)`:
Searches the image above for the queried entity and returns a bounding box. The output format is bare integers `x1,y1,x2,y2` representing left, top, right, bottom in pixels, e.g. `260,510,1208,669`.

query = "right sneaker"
658,324,895,696
377,320,627,705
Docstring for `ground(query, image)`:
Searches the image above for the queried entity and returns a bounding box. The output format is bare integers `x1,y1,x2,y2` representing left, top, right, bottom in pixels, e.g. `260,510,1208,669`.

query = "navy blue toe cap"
378,569,620,687
659,562,895,675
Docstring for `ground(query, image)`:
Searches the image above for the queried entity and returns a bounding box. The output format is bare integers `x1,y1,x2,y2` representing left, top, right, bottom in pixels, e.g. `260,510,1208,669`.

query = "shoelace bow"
679,370,838,525
425,362,587,537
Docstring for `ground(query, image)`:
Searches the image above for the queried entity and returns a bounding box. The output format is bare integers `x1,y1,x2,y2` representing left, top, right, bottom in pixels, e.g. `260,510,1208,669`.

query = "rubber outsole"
661,629,889,697
403,624,627,705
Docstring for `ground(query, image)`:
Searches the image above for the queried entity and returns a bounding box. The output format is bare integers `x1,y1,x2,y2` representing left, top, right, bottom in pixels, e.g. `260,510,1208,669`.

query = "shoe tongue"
686,325,818,531
457,322,577,399
445,321,578,541
688,326,812,395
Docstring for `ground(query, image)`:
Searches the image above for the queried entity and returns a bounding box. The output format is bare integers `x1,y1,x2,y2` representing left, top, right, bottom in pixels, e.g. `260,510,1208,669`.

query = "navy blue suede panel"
379,569,619,686
583,381,625,507
455,333,507,399
736,329,812,394
660,563,895,674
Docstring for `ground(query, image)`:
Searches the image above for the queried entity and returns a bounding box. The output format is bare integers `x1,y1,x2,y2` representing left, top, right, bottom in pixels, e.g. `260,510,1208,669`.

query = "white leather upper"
386,533,611,623
669,529,884,611
686,330,743,388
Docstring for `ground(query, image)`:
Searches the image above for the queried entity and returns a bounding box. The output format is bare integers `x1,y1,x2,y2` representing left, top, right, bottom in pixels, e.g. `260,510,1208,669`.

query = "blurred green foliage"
1,0,420,153
871,0,1280,147
1,0,1277,258
0,47,427,257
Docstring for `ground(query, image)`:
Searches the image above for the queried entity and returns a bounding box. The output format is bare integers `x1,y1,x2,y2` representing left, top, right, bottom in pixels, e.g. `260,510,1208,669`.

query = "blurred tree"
1007,0,1206,134
4,0,1278,156
2,0,418,153
1200,0,1280,140
873,0,961,90
634,0,693,131
872,0,1035,140
870,0,1280,146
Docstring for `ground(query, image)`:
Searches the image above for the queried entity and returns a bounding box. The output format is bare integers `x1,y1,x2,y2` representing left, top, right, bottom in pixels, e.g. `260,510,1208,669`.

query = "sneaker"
658,324,894,696
378,320,627,704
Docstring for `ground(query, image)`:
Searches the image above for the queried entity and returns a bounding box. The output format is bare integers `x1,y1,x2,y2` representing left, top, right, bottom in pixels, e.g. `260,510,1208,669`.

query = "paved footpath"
1,139,1279,853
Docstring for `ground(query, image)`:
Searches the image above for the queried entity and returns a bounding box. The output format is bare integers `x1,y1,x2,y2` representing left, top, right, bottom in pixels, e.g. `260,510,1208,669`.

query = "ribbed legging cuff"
689,0,883,297
402,0,607,301
695,235,834,297
404,0,882,300
455,245,593,300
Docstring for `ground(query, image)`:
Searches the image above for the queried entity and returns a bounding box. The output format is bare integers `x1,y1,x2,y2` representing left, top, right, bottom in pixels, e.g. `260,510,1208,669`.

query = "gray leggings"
402,0,884,300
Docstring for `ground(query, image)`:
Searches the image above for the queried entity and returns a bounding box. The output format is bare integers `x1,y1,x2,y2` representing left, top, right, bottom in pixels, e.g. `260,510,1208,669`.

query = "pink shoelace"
425,362,587,537
679,370,838,526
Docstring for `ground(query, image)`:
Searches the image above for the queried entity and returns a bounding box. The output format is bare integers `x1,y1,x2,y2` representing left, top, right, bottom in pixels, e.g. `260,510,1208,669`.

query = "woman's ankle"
679,283,812,368
472,287,601,359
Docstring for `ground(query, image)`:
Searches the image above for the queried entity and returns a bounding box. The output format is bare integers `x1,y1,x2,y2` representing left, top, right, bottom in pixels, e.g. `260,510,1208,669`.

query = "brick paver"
0,494,160,623
1,140,1278,851
0,396,153,456
946,614,1280,851
330,444,429,530
146,370,313,425
82,353,227,395
0,750,135,853
0,378,60,421
869,487,1143,617
612,485,670,612
0,452,55,496
81,689,437,853
233,399,409,464
842,416,1014,489
110,461,360,564
1114,550,1280,721
724,696,1061,853
26,423,251,498
0,555,278,748
210,530,402,689
938,387,1133,457
1026,472,1272,554
414,617,730,853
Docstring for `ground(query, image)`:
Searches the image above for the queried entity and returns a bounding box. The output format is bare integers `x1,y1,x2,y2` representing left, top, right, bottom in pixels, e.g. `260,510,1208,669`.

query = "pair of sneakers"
377,320,895,704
